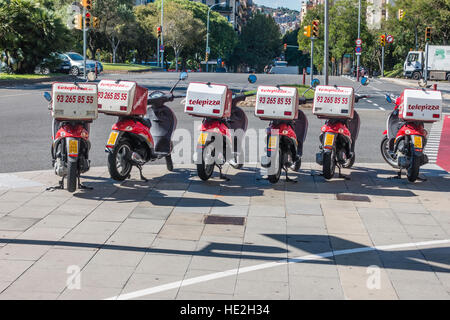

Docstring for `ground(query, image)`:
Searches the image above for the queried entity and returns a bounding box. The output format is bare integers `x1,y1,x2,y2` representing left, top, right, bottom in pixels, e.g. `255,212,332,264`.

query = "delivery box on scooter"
97,80,148,116
255,86,299,120
312,85,355,119
51,82,98,120
398,89,442,122
184,82,232,118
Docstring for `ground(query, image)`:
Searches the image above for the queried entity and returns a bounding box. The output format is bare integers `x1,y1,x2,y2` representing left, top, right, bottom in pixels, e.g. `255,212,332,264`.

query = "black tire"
268,149,282,184
67,161,77,193
70,66,80,76
447,73,450,82
322,151,335,180
165,155,174,171
407,154,420,182
412,72,421,80
291,157,301,172
197,142,215,181
108,140,133,181
342,153,355,169
380,136,399,168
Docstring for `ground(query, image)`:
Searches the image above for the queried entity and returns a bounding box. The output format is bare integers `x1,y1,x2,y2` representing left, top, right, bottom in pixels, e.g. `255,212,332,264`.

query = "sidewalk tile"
289,275,344,299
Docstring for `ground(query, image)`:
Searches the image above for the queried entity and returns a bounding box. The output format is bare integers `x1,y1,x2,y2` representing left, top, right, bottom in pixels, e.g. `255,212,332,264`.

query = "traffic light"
379,34,386,46
81,0,92,10
312,20,319,38
205,52,209,62
283,43,287,50
425,27,432,42
85,12,91,28
398,9,405,21
303,25,311,38
157,26,162,38
92,16,99,29
74,14,83,30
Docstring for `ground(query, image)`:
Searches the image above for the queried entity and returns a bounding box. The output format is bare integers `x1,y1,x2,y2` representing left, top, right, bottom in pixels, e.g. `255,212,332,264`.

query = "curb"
102,68,162,74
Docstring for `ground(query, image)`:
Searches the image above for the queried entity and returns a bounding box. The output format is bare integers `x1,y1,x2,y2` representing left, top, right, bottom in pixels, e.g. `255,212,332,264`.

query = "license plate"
198,132,208,145
107,131,119,146
413,136,423,149
68,140,78,155
268,136,278,149
324,133,335,147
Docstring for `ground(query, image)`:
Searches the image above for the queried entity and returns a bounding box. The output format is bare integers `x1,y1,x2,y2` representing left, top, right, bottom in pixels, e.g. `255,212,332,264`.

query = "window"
407,53,419,63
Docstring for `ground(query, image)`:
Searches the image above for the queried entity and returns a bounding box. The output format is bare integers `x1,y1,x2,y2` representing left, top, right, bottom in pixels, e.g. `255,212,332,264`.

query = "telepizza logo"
188,99,221,107
57,86,94,91
260,88,289,94
408,104,440,111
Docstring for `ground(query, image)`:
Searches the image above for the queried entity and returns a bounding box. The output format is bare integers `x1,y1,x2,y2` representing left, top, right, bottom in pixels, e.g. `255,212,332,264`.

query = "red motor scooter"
101,72,187,181
256,85,310,183
314,77,369,179
380,88,442,182
186,75,257,181
44,82,98,192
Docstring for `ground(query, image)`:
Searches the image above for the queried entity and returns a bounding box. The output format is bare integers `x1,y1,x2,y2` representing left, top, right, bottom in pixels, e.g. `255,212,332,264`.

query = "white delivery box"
51,82,98,120
398,89,443,122
313,85,355,119
184,82,232,118
255,86,299,120
97,80,148,116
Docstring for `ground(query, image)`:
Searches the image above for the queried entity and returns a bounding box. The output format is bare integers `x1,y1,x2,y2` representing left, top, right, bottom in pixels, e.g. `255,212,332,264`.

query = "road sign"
206,47,210,54
355,46,362,53
355,38,362,46
159,45,164,53
355,52,361,56
386,35,394,44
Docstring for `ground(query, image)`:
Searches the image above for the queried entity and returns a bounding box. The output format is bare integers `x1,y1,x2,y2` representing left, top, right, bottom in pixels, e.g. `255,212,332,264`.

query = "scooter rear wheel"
67,161,77,193
268,149,282,184
342,153,355,169
197,142,215,181
108,140,132,181
322,151,336,180
407,154,420,182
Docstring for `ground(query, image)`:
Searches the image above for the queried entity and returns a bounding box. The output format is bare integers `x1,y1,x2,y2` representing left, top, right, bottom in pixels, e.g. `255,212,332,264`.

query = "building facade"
300,0,323,22
366,0,395,29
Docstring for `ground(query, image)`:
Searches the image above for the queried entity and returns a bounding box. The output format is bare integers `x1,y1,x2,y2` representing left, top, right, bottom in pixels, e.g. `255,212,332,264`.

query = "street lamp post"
356,0,361,81
206,2,226,72
161,0,164,69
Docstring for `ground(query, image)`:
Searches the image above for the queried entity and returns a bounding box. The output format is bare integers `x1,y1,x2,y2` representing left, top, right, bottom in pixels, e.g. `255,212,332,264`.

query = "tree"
231,13,281,72
282,28,309,70
0,0,71,73
92,0,135,63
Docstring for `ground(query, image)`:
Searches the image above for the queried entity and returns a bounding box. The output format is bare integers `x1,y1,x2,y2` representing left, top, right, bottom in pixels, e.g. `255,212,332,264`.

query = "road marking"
378,107,386,111
105,238,450,300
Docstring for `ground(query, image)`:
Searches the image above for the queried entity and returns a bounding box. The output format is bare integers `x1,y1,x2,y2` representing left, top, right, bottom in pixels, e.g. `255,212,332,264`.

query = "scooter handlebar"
147,94,174,105
355,95,369,103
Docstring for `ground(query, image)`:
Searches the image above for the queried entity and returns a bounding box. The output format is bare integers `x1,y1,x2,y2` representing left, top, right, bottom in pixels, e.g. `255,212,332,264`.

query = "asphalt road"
0,73,448,173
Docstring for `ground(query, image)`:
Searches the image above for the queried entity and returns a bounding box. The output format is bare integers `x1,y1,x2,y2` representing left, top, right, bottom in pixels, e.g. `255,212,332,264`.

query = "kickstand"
389,169,402,180
218,165,230,181
46,177,65,192
78,176,93,190
337,165,350,180
137,165,148,182
284,168,297,183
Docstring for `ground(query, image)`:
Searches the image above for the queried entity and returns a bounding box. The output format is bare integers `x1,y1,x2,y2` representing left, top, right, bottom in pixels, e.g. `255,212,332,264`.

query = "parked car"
35,53,71,74
62,52,103,76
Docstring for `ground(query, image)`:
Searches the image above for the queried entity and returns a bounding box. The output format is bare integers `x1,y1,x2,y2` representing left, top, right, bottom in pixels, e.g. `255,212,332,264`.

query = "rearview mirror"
248,74,257,84
180,72,188,81
311,78,320,88
385,95,392,103
43,92,51,102
361,77,369,86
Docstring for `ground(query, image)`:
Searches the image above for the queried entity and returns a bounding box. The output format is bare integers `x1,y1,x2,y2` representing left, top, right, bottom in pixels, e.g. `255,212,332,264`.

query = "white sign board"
398,89,442,122
97,80,147,116
255,86,298,120
51,82,98,120
313,85,355,118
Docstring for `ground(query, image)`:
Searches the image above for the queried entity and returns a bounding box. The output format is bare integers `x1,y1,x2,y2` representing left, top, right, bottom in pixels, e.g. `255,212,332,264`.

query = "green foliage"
282,28,309,69
0,0,71,74
231,13,282,73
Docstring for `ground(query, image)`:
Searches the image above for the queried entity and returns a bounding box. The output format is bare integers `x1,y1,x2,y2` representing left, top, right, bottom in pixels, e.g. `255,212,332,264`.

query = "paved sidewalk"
0,163,449,300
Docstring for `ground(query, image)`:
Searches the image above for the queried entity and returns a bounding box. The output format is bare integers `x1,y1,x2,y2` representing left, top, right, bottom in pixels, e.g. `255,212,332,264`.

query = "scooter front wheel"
322,151,336,180
197,142,215,181
342,153,355,169
380,136,399,168
108,140,133,181
67,161,77,193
